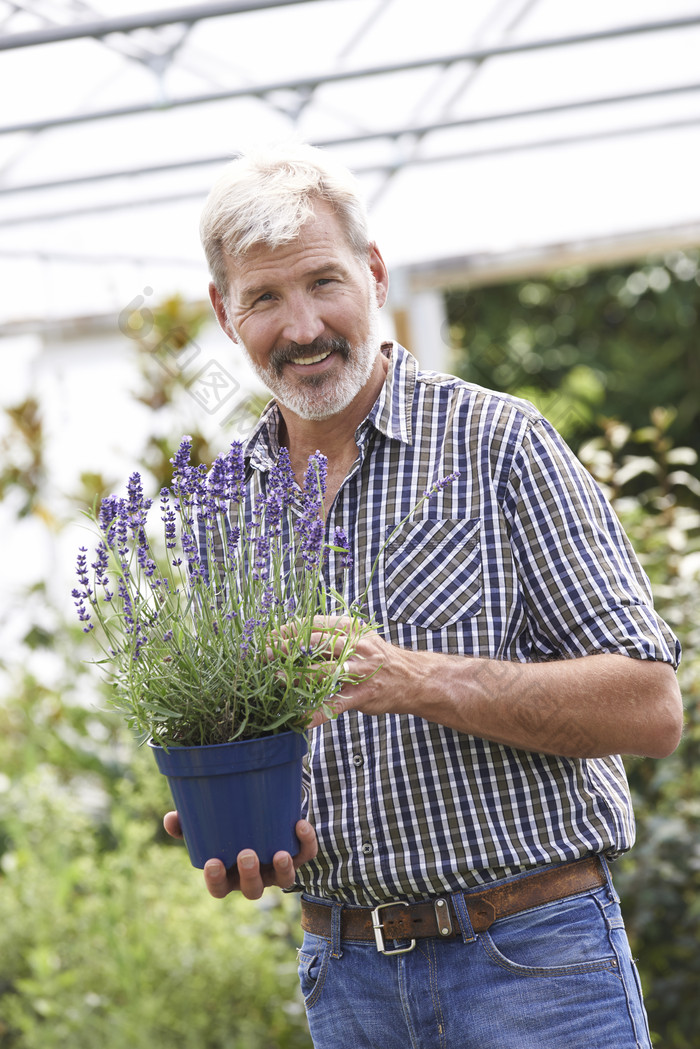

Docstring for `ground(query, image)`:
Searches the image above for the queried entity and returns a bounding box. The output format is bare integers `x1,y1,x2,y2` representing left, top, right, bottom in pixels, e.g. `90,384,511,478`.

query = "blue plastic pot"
149,730,308,870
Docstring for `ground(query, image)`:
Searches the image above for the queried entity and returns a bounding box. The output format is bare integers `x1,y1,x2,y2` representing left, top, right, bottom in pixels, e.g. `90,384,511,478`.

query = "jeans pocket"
297,933,330,1009
479,892,620,977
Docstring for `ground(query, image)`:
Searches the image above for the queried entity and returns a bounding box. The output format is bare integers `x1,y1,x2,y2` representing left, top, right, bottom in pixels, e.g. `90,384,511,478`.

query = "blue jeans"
297,860,652,1049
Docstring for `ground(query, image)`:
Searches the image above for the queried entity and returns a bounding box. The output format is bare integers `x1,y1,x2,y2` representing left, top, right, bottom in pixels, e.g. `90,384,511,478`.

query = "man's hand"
163,812,318,900
275,615,412,727
293,616,683,760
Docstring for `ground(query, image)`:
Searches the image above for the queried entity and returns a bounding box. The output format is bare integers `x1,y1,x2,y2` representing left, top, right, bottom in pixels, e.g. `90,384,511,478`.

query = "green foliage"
447,257,700,1042
579,414,700,1048
128,295,212,414
0,753,310,1049
445,250,700,464
0,398,53,522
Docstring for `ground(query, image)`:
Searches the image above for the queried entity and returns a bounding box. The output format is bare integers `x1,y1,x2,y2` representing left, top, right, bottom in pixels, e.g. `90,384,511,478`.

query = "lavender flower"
72,586,93,631
333,526,353,569
423,470,461,497
253,535,270,581
225,441,246,506
239,616,257,659
75,547,92,595
180,531,204,581
160,488,177,549
91,541,110,584
301,517,325,571
226,525,241,565
302,451,327,508
98,495,120,538
203,452,229,522
170,435,193,476
269,447,297,509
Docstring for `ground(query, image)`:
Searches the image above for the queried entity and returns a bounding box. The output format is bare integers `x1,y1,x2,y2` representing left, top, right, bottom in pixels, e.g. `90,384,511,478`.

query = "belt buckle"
371,901,416,955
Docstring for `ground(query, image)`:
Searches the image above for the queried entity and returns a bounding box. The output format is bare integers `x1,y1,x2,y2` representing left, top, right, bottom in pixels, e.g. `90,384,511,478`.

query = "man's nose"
279,294,325,346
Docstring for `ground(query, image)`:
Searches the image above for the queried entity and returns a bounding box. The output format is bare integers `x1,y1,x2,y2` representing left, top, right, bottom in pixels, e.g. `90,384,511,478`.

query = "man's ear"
368,242,389,309
209,282,238,343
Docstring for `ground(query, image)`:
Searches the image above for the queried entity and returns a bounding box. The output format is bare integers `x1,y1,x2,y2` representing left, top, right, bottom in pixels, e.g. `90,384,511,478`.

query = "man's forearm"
398,649,683,759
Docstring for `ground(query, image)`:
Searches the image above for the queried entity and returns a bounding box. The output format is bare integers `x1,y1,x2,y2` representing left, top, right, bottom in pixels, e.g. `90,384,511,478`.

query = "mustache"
270,335,351,373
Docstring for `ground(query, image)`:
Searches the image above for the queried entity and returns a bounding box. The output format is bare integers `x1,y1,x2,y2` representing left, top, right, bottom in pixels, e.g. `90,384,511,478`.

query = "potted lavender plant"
73,436,371,869
74,436,457,870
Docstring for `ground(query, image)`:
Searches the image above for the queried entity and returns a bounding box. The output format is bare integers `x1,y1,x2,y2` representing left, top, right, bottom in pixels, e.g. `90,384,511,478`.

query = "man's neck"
279,351,389,502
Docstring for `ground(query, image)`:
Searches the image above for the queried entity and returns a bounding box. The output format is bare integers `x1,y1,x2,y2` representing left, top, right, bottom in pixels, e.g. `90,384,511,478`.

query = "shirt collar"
243,341,417,466
366,341,416,446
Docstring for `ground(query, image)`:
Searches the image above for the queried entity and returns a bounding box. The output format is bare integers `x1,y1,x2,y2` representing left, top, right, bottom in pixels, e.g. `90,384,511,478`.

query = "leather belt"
301,856,606,955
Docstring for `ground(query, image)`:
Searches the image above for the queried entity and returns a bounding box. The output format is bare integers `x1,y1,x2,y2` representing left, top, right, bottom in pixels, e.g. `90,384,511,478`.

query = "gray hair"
200,143,371,297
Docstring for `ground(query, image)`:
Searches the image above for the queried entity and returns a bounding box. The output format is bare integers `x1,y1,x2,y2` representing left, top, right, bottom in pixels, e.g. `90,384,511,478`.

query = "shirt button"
352,753,364,767
361,842,373,855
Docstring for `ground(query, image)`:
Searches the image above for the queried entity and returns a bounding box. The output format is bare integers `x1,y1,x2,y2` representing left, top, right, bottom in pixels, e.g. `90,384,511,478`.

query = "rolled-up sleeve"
504,417,681,668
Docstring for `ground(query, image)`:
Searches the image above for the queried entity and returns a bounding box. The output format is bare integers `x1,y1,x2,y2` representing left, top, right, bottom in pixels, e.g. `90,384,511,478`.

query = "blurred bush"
580,416,700,1049
0,689,310,1048
448,260,700,1044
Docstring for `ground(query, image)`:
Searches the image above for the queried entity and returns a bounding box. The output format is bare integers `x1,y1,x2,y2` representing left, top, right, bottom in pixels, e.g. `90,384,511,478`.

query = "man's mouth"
289,349,333,366
272,337,350,376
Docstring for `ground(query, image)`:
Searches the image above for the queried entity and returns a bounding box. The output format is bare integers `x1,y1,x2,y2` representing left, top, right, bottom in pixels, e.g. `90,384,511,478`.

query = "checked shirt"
239,342,680,906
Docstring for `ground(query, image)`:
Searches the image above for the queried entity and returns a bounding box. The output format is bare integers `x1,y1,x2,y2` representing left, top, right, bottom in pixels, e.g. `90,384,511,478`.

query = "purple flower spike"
423,469,461,497
160,488,178,549
225,441,246,506
301,517,325,571
253,535,270,581
170,435,193,475
91,541,110,586
269,447,297,510
98,495,120,534
303,451,327,507
333,526,353,569
239,616,257,659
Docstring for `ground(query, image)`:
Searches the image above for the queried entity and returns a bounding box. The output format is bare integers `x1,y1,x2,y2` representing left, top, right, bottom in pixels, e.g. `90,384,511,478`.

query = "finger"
306,708,329,729
235,850,266,900
203,857,236,899
293,819,319,864
163,810,183,839
271,850,296,889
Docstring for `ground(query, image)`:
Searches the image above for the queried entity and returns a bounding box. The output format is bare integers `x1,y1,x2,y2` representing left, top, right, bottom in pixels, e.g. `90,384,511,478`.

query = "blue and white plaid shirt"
240,342,680,906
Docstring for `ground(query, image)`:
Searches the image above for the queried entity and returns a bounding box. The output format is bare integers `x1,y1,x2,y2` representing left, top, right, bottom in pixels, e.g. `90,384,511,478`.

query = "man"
165,143,682,1048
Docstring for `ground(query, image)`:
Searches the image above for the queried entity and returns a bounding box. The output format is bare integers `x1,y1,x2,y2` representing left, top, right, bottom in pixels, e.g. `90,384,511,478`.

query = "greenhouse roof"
1,0,700,327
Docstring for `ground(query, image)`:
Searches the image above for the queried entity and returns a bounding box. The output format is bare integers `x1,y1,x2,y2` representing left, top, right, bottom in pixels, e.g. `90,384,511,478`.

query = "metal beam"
4,79,700,197
2,111,700,228
0,12,696,135
0,12,696,134
0,48,499,137
0,0,326,50
1,8,699,55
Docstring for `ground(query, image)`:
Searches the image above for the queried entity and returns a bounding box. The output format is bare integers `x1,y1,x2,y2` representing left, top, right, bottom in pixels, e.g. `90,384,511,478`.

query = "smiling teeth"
290,349,332,365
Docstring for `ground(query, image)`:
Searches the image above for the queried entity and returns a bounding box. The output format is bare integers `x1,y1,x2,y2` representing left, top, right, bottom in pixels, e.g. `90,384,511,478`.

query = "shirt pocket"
383,518,482,628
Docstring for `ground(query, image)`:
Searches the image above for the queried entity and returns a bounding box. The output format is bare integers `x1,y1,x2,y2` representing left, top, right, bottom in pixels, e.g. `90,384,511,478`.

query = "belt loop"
330,901,344,959
451,892,477,944
598,854,620,904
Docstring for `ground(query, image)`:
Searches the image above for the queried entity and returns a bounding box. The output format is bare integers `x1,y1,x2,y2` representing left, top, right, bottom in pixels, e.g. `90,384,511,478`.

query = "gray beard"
238,303,381,421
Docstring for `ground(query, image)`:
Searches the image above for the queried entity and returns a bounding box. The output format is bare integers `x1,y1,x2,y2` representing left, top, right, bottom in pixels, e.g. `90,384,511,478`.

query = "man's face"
212,201,388,421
